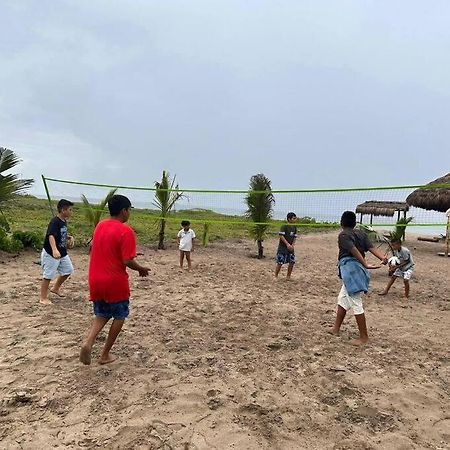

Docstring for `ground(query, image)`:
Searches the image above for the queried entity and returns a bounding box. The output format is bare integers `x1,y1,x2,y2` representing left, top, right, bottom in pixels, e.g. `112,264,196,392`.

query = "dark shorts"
93,300,130,320
276,252,296,265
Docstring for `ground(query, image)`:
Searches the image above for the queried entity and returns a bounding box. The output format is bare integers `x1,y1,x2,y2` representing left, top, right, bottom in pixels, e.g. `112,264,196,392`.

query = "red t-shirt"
88,219,137,303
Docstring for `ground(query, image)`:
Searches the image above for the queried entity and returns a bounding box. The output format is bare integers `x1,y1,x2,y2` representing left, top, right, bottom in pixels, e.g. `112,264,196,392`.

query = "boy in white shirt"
177,220,196,270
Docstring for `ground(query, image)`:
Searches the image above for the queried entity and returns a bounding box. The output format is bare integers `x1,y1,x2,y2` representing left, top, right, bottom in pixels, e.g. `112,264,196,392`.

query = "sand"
0,232,449,450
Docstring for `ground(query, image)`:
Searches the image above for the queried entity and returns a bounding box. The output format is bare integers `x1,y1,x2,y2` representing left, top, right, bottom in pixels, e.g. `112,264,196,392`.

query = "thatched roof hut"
356,201,409,217
355,201,409,224
406,173,450,212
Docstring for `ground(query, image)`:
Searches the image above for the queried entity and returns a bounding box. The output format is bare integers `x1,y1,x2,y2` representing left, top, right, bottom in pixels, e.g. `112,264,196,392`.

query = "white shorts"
337,284,364,315
41,249,74,280
394,268,414,280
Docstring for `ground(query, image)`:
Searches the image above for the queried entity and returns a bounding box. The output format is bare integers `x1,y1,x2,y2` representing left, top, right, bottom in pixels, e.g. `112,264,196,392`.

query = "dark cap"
108,194,132,216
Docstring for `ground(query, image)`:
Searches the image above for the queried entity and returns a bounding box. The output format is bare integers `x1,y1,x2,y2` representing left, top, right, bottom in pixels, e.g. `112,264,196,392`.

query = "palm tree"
245,173,275,258
153,171,184,249
389,217,413,242
81,188,118,231
0,148,33,208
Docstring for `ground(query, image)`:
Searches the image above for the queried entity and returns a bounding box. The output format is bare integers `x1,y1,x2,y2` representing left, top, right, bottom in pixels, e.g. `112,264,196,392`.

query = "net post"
41,175,55,216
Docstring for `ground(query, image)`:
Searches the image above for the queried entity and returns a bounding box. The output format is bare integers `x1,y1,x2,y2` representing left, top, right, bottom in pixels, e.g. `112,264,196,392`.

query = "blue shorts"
276,252,296,265
93,300,130,320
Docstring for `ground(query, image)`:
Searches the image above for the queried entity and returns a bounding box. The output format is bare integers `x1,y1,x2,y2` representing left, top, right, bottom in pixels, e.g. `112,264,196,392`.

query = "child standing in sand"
80,195,150,365
178,220,196,270
275,212,298,279
329,211,387,346
379,238,415,299
39,199,75,305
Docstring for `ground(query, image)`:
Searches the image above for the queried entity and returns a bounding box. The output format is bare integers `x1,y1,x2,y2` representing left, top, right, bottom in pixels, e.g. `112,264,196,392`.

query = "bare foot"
39,298,53,305
80,345,92,365
378,291,388,296
50,290,65,298
99,354,117,365
327,328,340,336
350,338,369,346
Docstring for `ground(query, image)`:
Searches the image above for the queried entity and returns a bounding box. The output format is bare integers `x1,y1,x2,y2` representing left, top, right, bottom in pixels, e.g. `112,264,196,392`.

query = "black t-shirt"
338,228,373,260
278,224,298,254
44,217,68,257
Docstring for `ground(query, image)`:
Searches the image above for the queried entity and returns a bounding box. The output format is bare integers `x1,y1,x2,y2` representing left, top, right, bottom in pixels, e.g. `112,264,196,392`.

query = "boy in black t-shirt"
275,212,298,280
39,199,74,305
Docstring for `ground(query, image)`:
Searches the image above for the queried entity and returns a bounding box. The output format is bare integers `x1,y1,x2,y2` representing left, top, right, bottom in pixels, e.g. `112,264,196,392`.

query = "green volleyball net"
41,175,449,238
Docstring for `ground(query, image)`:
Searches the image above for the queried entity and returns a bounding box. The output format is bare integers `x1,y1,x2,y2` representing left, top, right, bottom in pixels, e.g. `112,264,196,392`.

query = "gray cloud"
1,0,449,196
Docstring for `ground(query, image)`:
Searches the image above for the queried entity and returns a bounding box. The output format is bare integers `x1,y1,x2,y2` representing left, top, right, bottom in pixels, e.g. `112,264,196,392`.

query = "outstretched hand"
138,267,150,277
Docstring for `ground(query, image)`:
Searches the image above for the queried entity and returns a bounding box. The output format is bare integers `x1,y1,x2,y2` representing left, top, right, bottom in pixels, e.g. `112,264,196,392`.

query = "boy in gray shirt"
379,238,415,299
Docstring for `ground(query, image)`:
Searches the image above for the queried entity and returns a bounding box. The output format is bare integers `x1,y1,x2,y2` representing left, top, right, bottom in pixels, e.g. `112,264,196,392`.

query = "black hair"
108,194,132,216
57,199,74,212
181,220,190,227
340,211,357,228
286,212,297,221
390,237,402,244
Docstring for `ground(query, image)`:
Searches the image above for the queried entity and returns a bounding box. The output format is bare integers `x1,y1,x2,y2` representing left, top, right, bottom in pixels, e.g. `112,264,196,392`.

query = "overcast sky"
1,0,449,196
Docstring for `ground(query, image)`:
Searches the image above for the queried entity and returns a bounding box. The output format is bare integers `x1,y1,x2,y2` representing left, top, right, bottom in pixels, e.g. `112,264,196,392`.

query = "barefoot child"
275,212,298,279
80,195,150,365
379,238,414,299
329,211,387,345
178,220,196,270
39,199,74,305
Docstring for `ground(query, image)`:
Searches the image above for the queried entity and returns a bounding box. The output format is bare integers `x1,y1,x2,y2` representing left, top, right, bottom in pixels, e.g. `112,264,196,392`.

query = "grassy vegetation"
2,195,337,248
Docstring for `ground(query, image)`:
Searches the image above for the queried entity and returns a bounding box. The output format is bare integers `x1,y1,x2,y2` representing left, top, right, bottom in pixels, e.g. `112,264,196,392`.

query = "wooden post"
446,216,450,258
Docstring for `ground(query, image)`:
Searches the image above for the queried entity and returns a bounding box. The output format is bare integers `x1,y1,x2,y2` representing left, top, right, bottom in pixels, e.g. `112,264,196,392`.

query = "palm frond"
81,188,118,229
0,148,33,205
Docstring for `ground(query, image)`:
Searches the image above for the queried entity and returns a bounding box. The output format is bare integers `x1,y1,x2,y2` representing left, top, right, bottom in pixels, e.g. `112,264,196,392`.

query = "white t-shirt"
178,229,196,251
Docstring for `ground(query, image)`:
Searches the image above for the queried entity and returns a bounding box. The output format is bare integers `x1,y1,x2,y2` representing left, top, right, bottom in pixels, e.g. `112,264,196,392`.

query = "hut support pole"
446,217,450,258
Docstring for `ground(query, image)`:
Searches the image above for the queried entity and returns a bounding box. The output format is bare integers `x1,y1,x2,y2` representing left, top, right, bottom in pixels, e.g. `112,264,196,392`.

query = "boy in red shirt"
80,195,150,365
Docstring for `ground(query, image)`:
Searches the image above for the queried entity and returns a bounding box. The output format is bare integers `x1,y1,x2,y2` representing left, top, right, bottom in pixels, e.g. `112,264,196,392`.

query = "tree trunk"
257,240,264,259
158,219,166,249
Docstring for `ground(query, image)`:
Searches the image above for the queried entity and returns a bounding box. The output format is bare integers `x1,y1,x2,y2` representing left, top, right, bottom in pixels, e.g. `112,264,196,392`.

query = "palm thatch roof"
355,201,409,217
406,173,450,212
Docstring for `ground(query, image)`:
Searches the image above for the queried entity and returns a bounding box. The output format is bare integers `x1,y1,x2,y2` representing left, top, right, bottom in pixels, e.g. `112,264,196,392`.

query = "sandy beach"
0,232,449,450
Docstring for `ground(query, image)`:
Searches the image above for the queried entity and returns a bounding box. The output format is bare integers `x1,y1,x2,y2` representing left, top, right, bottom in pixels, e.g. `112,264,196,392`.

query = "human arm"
122,228,149,276
49,235,61,259
124,258,150,277
279,236,294,252
350,246,381,269
368,247,388,264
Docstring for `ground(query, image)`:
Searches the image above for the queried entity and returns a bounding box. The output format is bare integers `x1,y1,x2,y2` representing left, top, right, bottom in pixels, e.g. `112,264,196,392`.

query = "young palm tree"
153,171,183,249
245,173,275,258
389,216,413,242
81,188,118,231
0,148,33,208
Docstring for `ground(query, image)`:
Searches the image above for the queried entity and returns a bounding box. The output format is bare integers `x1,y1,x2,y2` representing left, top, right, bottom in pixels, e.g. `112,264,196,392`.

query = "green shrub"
0,215,10,232
12,231,42,250
0,228,24,253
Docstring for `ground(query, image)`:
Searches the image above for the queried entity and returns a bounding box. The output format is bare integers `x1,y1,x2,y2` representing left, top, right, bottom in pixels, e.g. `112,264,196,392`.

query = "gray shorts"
41,249,74,280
